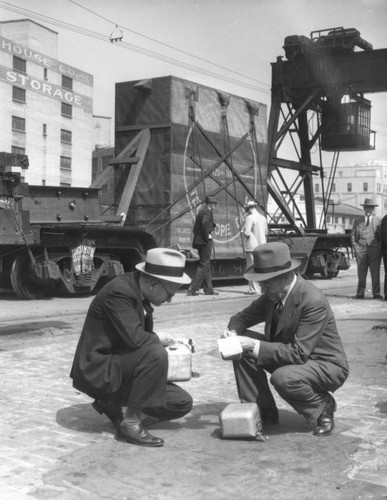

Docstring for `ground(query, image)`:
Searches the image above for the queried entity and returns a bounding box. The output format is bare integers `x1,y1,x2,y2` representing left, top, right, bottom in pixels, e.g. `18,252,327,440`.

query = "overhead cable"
0,1,270,95
67,0,270,89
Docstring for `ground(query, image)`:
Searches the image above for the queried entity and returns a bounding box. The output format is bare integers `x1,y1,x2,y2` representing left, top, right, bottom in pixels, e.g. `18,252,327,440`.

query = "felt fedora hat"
245,200,258,212
360,197,378,207
136,248,191,284
244,242,301,281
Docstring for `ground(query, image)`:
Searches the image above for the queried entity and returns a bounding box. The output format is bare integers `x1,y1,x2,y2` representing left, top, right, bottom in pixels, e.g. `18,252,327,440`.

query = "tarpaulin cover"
115,76,268,259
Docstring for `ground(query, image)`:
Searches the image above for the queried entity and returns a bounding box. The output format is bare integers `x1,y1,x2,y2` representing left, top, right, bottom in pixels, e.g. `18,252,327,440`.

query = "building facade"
0,19,94,187
267,194,363,235
314,159,387,218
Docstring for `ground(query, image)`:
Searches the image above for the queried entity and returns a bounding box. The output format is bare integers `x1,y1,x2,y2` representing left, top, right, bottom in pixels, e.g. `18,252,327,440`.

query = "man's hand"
221,328,238,339
156,332,178,347
238,336,260,358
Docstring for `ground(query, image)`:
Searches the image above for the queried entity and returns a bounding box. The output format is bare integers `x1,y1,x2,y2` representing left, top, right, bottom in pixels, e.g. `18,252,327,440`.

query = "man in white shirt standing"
243,200,268,294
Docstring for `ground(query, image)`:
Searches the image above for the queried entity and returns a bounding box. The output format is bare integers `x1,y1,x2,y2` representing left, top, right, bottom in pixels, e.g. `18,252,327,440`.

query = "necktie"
143,299,154,332
270,301,283,341
366,216,370,227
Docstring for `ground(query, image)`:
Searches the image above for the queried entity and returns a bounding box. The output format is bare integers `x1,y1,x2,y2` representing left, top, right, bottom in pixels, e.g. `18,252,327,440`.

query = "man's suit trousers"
113,343,193,420
355,245,381,297
233,355,348,421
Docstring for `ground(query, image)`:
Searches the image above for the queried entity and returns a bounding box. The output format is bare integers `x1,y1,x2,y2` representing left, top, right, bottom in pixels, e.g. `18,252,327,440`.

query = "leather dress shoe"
373,295,384,300
313,394,336,436
115,421,164,447
92,399,123,427
352,295,364,299
187,288,199,296
205,291,219,295
260,406,279,425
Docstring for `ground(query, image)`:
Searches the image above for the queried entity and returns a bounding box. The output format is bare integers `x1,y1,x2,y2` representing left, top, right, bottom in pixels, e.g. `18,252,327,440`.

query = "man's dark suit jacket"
70,272,160,397
351,215,381,252
192,206,216,249
228,275,349,377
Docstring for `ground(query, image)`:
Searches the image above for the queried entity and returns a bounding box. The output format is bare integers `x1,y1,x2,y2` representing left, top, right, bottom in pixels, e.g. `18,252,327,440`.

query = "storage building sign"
0,65,93,112
0,36,93,85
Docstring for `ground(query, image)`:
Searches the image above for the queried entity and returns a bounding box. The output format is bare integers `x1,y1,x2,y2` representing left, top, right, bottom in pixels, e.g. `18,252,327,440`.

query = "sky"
1,0,387,165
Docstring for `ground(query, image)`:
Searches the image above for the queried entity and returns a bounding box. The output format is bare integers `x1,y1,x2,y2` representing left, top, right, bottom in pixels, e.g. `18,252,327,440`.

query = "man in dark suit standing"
351,197,382,299
70,248,193,447
380,213,387,300
220,242,349,436
187,195,219,296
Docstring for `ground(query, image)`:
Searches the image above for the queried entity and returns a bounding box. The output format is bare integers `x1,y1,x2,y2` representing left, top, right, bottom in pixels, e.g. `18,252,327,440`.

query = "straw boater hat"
244,242,301,282
245,200,258,212
136,248,191,284
360,197,378,207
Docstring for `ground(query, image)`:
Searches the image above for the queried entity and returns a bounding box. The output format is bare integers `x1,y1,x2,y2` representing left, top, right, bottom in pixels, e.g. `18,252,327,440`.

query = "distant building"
0,19,94,187
317,197,363,233
314,159,387,217
267,194,363,234
93,115,112,149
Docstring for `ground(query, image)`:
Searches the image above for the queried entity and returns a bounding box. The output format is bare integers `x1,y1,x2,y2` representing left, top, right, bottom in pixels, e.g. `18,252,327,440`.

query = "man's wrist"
250,339,260,359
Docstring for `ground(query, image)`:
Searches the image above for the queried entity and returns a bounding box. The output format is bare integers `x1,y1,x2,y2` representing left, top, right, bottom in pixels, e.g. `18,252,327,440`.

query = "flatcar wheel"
10,252,51,299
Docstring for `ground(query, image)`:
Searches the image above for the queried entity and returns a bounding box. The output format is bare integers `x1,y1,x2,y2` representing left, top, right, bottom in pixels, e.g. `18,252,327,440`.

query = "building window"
61,102,72,118
13,56,26,73
61,129,72,144
332,183,336,192
12,86,26,103
314,183,319,193
60,156,72,170
327,216,331,223
363,182,368,192
62,75,73,90
338,171,343,177
11,146,25,155
92,157,98,181
60,156,72,186
43,124,47,136
102,155,113,169
377,183,381,192
347,183,352,192
12,116,26,132
44,68,48,80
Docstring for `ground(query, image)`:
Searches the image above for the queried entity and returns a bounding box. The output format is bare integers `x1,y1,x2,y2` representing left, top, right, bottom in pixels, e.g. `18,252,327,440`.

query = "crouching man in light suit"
221,242,349,436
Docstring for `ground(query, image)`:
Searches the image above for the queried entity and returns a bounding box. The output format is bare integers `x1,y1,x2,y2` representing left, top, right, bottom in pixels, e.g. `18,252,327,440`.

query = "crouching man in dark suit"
220,242,349,436
70,248,193,447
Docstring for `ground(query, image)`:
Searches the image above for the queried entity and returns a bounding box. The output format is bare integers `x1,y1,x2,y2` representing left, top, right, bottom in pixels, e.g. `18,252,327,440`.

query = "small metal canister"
219,403,265,440
166,343,192,382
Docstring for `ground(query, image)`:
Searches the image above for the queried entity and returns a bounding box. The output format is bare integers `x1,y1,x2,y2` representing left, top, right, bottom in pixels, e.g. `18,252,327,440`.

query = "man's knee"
132,343,168,374
270,367,300,395
146,343,168,362
170,387,193,416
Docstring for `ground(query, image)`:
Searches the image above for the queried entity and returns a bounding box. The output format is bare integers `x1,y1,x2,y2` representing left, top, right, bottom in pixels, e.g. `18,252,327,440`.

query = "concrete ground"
0,261,387,500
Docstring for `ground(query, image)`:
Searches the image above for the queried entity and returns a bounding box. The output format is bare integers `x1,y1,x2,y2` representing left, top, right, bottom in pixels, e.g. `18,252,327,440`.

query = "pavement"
0,262,387,500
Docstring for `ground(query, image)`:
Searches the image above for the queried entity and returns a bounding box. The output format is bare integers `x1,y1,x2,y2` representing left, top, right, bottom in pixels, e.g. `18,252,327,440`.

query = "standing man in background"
187,195,219,296
243,200,268,294
380,212,387,301
351,197,382,300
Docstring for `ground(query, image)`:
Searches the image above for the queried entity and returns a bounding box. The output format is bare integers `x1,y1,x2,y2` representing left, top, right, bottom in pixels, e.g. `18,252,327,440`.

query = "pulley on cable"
110,25,123,43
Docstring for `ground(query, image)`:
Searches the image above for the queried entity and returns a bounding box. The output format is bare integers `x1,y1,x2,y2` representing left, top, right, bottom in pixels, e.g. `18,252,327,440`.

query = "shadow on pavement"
57,401,315,440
